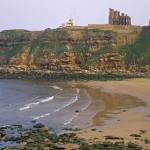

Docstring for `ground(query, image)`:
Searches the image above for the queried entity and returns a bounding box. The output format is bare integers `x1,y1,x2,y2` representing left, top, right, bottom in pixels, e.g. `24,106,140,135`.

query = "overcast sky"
0,0,150,31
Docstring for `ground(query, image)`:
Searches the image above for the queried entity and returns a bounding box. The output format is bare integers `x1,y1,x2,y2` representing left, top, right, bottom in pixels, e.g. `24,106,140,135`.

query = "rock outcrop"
96,53,125,72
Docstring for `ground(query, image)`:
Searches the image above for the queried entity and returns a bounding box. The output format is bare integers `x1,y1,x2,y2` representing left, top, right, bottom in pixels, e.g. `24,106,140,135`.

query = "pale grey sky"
0,0,150,31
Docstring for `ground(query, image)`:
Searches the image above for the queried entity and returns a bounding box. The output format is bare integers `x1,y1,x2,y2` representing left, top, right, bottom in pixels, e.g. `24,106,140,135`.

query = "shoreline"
0,78,150,149
0,67,150,81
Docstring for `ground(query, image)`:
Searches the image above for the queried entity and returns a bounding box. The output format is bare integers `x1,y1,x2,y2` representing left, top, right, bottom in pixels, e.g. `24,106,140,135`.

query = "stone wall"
88,24,142,33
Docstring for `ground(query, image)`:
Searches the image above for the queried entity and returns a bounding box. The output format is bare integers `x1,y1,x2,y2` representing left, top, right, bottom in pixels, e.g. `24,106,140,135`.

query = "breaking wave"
39,96,54,103
54,88,80,113
19,96,55,111
64,114,79,126
33,113,51,120
32,88,80,120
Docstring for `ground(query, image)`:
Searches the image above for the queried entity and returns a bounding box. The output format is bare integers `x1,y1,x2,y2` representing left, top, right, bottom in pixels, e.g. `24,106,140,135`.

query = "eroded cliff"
0,25,149,72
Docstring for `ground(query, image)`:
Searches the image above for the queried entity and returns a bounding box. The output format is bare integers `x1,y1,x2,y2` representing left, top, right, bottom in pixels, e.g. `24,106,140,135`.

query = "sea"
0,79,93,130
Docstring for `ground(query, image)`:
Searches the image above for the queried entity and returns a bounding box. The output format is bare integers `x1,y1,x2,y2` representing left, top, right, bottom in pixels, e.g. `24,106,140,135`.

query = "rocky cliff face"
0,26,149,72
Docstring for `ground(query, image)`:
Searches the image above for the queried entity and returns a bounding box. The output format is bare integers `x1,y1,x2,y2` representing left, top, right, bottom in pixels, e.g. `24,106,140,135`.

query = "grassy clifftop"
117,26,150,66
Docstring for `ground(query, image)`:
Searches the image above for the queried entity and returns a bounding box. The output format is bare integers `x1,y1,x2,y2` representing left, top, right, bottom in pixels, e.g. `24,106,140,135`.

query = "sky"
0,0,150,31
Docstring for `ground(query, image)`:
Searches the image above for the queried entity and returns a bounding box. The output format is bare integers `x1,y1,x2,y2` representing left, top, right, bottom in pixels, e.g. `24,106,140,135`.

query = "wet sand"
71,79,150,149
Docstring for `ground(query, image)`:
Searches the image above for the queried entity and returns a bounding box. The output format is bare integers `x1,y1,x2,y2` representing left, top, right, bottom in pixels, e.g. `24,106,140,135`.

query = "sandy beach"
70,79,150,149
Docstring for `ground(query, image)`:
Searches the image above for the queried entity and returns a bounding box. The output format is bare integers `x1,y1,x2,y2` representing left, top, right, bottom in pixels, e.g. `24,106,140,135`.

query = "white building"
59,18,76,28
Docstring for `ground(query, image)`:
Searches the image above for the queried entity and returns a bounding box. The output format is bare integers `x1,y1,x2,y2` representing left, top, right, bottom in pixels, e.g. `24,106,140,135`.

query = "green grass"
3,45,25,57
117,31,150,66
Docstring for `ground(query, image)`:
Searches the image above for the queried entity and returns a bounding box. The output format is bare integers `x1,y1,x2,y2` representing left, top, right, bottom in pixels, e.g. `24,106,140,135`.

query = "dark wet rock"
130,134,141,138
75,110,79,113
139,130,147,134
33,123,45,128
31,120,36,124
127,142,142,149
122,109,127,112
3,136,21,142
0,124,145,150
21,132,30,139
0,128,6,139
91,128,96,131
104,135,124,140
63,128,81,131
144,138,150,144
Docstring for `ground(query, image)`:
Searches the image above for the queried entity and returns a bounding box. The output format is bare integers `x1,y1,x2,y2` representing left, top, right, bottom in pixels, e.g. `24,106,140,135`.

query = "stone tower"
109,8,131,25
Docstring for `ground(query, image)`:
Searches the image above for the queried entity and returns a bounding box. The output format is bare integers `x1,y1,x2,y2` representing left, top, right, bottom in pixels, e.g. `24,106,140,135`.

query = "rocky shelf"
0,66,150,81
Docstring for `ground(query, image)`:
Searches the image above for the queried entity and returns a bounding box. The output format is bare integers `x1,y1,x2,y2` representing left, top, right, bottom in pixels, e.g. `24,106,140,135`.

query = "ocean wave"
81,100,91,111
54,88,80,113
33,113,51,120
19,105,31,111
64,89,91,125
1,124,11,128
64,114,79,126
28,89,80,121
31,88,80,120
51,85,63,91
32,96,40,100
39,96,55,103
19,96,55,111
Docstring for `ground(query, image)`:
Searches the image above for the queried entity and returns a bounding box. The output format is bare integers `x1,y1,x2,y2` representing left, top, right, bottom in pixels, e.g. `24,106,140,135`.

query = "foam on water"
51,85,63,91
33,113,51,120
1,125,11,128
64,89,91,125
32,88,80,120
19,96,55,111
64,114,79,126
54,89,80,113
32,96,40,100
39,96,55,103
81,98,91,111
19,106,31,111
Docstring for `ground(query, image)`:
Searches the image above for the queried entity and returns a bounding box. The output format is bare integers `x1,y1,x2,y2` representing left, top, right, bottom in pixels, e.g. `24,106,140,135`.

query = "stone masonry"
109,8,131,25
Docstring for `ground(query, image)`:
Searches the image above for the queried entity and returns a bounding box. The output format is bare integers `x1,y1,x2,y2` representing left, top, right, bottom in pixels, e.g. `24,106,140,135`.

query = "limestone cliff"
0,25,150,72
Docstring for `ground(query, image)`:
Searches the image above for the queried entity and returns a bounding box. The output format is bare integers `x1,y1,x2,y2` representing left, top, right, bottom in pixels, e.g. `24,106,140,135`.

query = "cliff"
0,25,150,72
